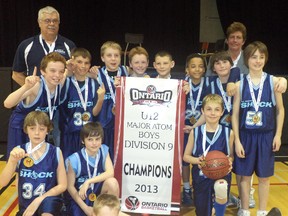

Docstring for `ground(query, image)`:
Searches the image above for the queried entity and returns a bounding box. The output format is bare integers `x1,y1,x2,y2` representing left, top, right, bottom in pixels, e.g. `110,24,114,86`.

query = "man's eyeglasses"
41,19,60,24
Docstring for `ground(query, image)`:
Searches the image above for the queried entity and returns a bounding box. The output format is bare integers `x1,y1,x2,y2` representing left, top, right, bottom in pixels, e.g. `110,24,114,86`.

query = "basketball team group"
0,5,286,216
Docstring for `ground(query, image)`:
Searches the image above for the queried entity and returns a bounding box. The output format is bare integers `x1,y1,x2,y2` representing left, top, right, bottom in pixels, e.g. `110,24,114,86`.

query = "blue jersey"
17,143,60,211
96,66,128,161
66,146,108,210
183,77,212,166
211,76,234,128
12,34,75,76
96,66,128,128
7,76,61,156
184,77,211,126
59,77,99,133
239,73,276,131
191,125,231,216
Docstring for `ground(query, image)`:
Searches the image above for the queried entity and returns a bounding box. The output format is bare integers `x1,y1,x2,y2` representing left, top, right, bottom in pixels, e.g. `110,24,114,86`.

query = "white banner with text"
114,77,185,215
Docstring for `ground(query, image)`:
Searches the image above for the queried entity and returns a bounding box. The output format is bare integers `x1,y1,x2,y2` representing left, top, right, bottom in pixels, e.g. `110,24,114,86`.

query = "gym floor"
0,142,287,215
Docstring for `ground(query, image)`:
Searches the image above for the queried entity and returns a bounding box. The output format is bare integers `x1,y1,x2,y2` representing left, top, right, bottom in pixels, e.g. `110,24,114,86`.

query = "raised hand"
66,57,77,74
89,65,100,80
24,66,40,89
97,83,106,100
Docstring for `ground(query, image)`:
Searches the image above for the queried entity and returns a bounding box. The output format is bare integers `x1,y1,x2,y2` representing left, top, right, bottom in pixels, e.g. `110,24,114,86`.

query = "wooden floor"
0,154,287,215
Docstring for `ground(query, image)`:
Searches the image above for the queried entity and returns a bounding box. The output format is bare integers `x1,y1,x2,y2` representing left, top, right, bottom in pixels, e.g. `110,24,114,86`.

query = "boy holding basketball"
183,94,234,216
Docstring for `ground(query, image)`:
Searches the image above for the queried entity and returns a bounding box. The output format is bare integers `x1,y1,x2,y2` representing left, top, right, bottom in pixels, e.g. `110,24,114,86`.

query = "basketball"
201,150,230,180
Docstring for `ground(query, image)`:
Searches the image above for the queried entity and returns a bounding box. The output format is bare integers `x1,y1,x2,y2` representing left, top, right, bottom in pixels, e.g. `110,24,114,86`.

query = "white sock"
183,182,190,191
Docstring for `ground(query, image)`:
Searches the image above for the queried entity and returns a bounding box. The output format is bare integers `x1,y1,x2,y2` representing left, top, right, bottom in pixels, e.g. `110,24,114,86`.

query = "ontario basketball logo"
130,85,173,106
125,196,140,210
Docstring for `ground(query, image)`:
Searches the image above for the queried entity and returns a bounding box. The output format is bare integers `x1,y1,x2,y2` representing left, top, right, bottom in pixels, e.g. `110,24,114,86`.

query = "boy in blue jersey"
66,122,119,216
183,94,234,216
59,48,105,159
209,51,241,128
4,52,66,159
0,111,67,215
97,41,129,162
232,41,284,216
182,53,212,205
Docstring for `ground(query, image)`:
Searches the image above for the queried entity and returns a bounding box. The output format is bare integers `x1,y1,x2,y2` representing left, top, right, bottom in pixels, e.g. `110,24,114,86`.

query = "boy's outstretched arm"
231,81,245,158
4,67,40,108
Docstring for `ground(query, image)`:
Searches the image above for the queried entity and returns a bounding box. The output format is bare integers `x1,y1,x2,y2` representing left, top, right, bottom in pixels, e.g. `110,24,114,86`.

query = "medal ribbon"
27,140,46,156
71,76,88,111
247,73,265,112
202,124,220,157
103,68,121,104
188,77,204,115
42,76,58,120
85,149,100,191
39,35,56,55
217,78,231,113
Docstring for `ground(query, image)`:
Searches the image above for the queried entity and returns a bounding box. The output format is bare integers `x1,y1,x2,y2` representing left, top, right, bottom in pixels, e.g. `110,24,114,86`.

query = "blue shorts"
17,196,63,216
233,130,275,177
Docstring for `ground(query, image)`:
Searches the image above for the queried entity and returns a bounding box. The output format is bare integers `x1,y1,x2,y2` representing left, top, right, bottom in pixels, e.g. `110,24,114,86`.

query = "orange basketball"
201,150,230,180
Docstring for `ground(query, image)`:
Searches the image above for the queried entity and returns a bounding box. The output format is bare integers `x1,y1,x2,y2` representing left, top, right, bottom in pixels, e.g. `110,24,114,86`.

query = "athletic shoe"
182,188,193,205
257,210,268,216
227,193,240,207
237,209,251,216
267,207,282,216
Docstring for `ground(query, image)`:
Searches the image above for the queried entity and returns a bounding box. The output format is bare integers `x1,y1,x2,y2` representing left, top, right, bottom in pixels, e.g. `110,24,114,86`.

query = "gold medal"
88,193,97,201
112,106,116,115
23,157,34,168
225,114,231,123
252,114,260,124
82,112,90,121
189,116,197,125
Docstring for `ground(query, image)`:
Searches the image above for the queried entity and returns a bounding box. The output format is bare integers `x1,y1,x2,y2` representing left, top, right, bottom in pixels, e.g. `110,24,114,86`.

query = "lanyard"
85,149,100,191
202,124,220,157
42,76,58,120
27,140,45,155
217,78,231,113
102,68,121,104
39,35,56,55
71,76,88,111
247,73,265,112
188,77,204,115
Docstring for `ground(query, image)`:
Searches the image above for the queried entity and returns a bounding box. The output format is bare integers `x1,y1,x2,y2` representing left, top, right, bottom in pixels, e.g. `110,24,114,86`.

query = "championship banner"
114,77,185,215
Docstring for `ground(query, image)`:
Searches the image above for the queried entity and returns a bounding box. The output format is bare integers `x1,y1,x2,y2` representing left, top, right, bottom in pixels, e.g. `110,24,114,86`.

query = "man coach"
12,5,76,86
